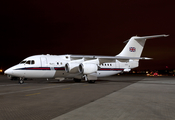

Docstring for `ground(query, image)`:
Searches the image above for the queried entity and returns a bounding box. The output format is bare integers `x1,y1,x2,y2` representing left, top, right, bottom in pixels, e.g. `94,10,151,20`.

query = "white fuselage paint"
5,54,137,79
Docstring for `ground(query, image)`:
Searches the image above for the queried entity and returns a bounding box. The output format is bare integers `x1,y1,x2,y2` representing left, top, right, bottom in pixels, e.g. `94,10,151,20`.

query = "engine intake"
65,63,79,73
79,63,97,74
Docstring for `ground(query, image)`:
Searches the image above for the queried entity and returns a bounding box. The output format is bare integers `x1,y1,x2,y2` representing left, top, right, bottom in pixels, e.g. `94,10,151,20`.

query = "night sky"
1,0,175,70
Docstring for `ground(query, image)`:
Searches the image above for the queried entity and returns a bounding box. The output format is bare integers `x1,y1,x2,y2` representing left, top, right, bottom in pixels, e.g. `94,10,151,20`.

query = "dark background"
1,0,174,70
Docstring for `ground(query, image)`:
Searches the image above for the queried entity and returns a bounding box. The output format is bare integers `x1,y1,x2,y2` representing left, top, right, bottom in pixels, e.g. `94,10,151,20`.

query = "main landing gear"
74,78,95,83
87,80,95,83
74,75,96,83
74,78,82,82
84,75,96,83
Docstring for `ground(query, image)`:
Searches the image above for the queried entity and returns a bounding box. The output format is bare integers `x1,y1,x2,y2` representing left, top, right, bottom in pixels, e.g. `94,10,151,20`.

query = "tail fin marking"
117,34,168,57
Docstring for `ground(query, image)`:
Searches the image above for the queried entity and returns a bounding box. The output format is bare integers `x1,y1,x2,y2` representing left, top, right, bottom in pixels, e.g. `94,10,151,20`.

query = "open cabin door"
40,57,48,67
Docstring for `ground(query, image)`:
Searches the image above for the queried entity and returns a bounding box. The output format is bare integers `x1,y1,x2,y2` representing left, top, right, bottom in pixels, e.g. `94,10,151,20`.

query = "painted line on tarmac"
62,87,71,90
22,87,31,88
0,83,82,96
25,93,41,96
0,84,21,87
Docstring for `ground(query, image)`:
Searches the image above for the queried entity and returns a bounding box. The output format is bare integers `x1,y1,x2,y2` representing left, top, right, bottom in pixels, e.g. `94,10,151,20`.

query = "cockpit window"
26,61,30,64
20,60,35,64
20,61,26,64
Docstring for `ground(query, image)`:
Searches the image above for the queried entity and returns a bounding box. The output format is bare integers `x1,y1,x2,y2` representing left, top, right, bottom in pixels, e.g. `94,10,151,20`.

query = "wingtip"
164,34,169,37
141,57,153,60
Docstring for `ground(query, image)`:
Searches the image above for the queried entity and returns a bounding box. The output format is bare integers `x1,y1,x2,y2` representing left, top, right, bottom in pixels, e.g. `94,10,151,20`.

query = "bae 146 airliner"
4,34,168,84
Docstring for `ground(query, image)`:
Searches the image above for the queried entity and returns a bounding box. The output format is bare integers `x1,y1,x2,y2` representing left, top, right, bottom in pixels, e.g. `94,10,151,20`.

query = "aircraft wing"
69,55,151,64
70,55,151,60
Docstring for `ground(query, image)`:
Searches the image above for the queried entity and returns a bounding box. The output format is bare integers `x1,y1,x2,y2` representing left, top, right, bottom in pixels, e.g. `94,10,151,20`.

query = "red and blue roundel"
129,47,136,52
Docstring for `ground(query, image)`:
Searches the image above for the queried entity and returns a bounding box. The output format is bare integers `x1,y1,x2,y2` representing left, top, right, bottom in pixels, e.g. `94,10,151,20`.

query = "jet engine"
78,63,98,74
65,63,79,73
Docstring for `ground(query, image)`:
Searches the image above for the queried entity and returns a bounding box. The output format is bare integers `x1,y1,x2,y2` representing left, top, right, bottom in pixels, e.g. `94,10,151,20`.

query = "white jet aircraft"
4,34,168,84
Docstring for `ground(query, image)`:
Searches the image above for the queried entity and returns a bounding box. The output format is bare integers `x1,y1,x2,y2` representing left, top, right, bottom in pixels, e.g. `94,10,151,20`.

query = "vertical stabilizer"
117,34,168,57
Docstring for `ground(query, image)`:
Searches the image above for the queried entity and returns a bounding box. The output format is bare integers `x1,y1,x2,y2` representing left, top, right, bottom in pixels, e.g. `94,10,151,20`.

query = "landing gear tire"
19,78,24,84
88,80,95,83
74,79,81,82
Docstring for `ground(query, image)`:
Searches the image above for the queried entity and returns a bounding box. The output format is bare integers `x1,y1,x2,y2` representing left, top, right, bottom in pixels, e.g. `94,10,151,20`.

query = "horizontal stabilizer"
123,34,168,43
134,34,169,40
140,57,152,60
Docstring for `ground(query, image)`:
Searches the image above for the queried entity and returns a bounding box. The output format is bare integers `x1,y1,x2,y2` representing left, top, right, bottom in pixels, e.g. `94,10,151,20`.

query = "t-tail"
117,34,169,58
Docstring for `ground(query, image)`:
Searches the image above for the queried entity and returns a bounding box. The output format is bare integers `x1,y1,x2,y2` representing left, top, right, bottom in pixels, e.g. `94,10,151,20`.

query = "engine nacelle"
65,63,79,73
79,63,98,74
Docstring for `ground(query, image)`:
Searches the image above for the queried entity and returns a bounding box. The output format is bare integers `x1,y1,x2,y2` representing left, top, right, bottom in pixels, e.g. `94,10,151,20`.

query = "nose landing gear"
19,77,24,84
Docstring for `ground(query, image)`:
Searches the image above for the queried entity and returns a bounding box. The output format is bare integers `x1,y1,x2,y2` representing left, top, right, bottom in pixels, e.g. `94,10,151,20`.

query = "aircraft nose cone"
4,68,13,75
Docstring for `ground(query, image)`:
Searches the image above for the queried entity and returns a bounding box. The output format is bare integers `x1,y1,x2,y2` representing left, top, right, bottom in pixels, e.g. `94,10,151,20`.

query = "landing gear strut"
84,75,96,83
